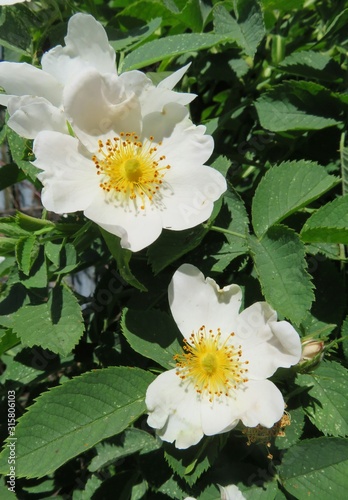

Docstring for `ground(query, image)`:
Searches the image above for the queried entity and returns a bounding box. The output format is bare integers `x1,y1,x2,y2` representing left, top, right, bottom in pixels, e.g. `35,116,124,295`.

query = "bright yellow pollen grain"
174,326,249,402
92,132,170,209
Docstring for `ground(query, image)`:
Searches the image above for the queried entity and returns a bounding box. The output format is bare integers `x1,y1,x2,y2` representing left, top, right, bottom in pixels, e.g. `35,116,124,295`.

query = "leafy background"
1,0,348,498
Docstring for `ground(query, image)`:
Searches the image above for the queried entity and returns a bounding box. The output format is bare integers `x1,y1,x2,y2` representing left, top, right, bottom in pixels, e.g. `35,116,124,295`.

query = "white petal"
158,63,191,90
142,102,190,143
200,396,239,436
41,13,116,85
161,165,226,230
219,484,246,500
235,379,285,428
7,97,67,139
64,70,141,150
168,264,242,339
235,302,301,379
0,62,62,106
159,120,214,167
84,190,163,252
146,370,204,449
34,131,97,213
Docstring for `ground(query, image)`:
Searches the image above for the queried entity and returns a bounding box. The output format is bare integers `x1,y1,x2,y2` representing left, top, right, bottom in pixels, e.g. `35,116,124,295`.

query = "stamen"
92,132,171,209
174,326,249,402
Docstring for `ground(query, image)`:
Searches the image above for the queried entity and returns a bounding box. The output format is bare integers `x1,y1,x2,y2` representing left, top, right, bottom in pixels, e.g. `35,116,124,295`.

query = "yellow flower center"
174,326,249,402
92,132,171,210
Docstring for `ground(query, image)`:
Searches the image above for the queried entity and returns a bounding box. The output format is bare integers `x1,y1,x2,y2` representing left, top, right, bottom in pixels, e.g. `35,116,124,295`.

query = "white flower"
146,264,302,449
0,13,195,140
33,72,225,252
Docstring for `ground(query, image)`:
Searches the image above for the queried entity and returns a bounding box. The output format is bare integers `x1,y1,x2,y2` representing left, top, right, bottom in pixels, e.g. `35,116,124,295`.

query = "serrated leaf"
0,329,19,356
9,284,84,356
15,235,39,276
100,228,147,291
109,17,162,52
147,225,208,274
300,195,348,244
121,308,182,369
89,428,160,472
6,127,39,181
248,225,314,324
297,361,348,437
0,367,155,478
164,436,223,486
279,437,348,498
0,5,31,53
252,161,339,237
213,0,265,57
279,50,344,82
122,33,229,71
340,138,348,196
255,81,341,132
0,218,30,238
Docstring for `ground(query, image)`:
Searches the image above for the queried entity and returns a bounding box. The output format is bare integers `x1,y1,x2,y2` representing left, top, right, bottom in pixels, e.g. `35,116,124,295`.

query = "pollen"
174,325,249,402
92,132,171,209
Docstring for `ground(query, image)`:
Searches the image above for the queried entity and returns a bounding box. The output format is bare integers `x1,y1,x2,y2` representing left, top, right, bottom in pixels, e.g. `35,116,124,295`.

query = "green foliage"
300,195,348,244
297,361,348,437
0,0,348,498
252,161,339,238
279,437,348,498
0,367,154,478
248,226,314,324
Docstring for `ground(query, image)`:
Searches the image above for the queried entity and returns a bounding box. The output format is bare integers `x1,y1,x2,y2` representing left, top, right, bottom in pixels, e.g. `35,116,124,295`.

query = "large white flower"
33,72,225,252
146,264,302,449
0,13,194,139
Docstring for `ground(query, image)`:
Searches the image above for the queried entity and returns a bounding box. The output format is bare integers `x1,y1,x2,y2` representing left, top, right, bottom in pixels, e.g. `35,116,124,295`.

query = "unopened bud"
297,339,325,372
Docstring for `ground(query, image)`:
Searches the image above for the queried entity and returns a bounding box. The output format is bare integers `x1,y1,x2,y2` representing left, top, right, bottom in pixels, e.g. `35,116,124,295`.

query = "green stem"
207,225,247,239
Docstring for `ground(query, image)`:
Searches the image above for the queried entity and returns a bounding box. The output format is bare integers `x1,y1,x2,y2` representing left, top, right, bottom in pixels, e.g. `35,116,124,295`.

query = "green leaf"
252,160,339,237
121,308,182,369
0,236,17,255
300,195,348,244
0,367,155,478
89,428,160,472
164,436,224,486
0,329,19,356
279,50,344,82
9,284,84,356
248,225,314,324
6,128,39,181
0,163,24,190
213,0,265,57
15,235,39,276
255,81,342,132
279,437,348,499
340,135,348,196
0,5,32,53
100,228,147,291
147,225,208,274
297,361,348,437
109,17,162,52
0,217,30,238
122,33,229,71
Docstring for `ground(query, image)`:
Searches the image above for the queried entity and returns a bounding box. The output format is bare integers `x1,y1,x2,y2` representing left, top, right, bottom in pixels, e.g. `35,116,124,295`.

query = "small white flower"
33,73,225,252
146,264,302,449
0,13,194,140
